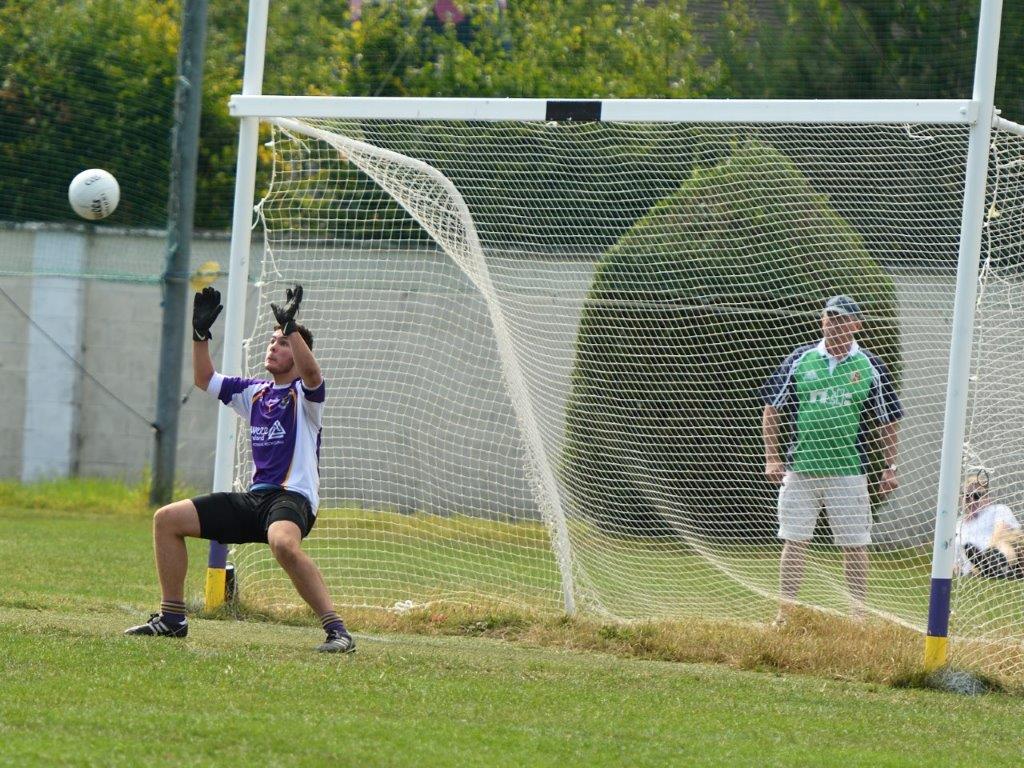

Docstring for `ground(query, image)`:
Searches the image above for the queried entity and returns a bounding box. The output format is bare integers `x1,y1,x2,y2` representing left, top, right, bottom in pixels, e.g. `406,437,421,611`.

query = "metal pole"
204,0,270,609
151,0,209,506
924,0,1003,671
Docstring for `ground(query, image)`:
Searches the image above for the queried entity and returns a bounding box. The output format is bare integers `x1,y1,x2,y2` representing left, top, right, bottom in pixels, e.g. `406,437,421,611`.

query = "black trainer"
124,613,189,638
317,627,355,654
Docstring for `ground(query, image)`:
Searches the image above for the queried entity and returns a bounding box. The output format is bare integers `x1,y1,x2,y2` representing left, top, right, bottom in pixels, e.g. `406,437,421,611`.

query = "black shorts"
192,488,315,544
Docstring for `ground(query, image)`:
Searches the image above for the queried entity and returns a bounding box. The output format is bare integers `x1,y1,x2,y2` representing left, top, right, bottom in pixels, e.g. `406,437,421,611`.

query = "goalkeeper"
956,469,1024,579
760,295,903,625
125,285,355,653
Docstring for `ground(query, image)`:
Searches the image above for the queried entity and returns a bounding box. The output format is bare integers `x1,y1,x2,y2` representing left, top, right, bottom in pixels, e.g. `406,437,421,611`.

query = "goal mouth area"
226,94,1024,684
229,95,980,125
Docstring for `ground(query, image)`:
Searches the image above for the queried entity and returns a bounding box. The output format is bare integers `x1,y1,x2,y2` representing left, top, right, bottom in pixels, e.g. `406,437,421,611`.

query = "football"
68,168,120,220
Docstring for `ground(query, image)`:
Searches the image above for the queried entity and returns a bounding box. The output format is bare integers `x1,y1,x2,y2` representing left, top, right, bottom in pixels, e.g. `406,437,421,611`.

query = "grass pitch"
2,480,1024,767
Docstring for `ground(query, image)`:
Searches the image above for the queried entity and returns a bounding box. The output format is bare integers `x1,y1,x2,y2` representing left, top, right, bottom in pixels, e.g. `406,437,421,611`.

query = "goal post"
211,0,1019,676
203,0,268,610
924,0,1003,671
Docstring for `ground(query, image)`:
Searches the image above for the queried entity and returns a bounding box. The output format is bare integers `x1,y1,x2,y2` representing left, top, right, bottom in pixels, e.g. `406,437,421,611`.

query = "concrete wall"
5,224,1023,545
0,276,31,478
1,223,260,490
21,231,87,481
268,252,594,519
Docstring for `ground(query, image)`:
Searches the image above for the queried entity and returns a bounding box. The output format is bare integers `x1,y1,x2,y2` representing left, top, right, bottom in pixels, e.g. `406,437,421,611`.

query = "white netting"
230,111,1024,674
951,125,1024,674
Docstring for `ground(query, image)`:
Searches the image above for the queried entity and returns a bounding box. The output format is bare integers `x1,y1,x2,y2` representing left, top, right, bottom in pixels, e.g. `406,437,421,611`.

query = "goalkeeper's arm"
270,284,322,390
192,287,223,390
287,327,322,391
193,336,216,390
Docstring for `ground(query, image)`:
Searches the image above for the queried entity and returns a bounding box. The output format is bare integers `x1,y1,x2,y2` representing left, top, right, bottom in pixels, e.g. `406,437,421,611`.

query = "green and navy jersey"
760,340,903,476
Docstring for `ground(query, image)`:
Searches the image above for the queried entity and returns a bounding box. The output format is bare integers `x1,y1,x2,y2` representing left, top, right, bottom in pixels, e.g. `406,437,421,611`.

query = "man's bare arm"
879,420,899,468
877,420,900,497
763,405,785,485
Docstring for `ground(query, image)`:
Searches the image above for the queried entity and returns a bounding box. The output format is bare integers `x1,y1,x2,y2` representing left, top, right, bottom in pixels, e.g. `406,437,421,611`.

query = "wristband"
193,328,212,342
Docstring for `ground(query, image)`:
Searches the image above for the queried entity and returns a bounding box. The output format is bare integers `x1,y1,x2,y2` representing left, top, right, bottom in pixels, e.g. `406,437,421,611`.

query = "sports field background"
2,479,1024,767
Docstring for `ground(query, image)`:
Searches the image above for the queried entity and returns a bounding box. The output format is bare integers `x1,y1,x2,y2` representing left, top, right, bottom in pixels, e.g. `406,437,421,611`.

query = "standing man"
761,295,902,625
125,285,355,653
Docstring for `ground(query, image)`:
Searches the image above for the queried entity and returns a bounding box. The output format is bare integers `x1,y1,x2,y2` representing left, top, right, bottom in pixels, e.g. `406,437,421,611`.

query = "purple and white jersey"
206,373,325,514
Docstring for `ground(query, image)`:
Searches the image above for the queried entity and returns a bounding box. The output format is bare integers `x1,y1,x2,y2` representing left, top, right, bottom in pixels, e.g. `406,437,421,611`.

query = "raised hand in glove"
192,286,223,342
271,284,303,336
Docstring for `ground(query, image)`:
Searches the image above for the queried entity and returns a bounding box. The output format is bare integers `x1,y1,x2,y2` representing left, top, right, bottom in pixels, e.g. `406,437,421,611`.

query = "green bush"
562,141,901,540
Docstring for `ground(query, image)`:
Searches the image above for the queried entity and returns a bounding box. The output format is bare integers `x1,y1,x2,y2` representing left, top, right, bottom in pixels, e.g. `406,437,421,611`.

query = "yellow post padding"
923,635,948,671
205,567,227,610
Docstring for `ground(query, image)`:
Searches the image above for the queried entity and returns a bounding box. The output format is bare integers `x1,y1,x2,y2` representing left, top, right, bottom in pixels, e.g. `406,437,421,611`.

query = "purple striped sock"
161,600,187,625
320,611,345,634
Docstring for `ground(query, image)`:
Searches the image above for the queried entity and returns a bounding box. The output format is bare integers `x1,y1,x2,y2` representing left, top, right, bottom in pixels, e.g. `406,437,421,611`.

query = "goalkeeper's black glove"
271,284,303,336
192,286,223,342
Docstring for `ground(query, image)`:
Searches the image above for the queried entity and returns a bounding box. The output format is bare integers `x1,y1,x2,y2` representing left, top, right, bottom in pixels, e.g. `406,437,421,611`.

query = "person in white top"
125,285,355,652
956,469,1024,579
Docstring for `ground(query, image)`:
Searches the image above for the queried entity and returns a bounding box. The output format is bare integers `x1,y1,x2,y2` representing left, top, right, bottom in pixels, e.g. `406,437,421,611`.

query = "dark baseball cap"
823,295,863,320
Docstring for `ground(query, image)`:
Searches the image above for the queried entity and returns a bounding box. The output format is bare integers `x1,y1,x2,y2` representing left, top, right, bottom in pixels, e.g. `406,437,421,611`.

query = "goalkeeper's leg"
125,500,200,637
267,520,355,653
153,500,201,601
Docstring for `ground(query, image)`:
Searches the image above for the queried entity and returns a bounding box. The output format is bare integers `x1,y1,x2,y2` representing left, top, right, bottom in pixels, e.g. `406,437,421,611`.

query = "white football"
69,169,120,220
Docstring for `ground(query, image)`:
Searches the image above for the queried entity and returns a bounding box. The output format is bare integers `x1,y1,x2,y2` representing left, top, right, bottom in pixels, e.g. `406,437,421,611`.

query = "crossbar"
230,95,978,125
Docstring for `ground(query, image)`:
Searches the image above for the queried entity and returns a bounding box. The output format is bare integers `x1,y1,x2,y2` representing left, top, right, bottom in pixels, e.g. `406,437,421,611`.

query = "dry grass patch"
208,597,1014,691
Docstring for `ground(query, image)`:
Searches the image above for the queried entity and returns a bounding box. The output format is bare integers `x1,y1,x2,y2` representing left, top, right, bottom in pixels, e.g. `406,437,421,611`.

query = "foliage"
298,119,708,247
403,0,715,99
714,0,1024,118
0,0,718,229
0,0,179,226
4,0,1023,231
562,141,900,539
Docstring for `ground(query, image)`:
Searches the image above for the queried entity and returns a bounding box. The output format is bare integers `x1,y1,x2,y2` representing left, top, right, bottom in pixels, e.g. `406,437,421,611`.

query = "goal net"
228,101,1024,677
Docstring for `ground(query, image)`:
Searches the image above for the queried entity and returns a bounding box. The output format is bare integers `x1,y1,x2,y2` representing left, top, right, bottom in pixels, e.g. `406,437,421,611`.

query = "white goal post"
209,0,1016,675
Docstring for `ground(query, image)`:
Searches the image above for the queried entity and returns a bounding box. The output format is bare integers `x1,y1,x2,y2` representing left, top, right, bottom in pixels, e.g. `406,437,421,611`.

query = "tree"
712,0,1024,120
1,0,725,229
562,141,900,539
0,0,179,225
12,0,1020,231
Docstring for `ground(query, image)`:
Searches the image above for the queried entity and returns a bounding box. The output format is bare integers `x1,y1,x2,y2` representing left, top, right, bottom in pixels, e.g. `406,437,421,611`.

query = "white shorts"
777,471,871,547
